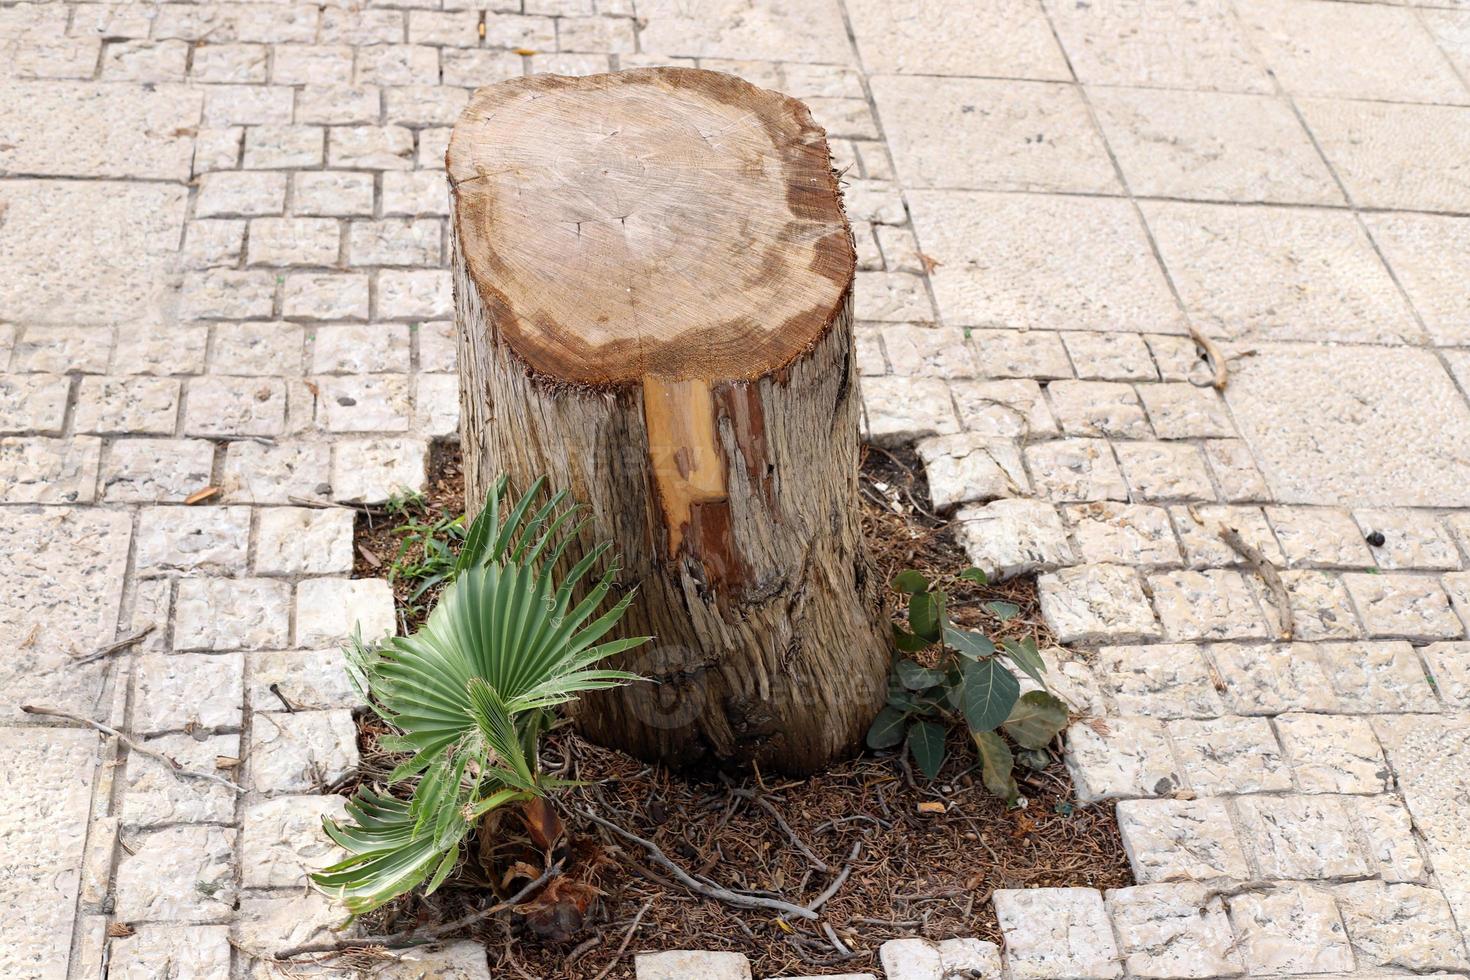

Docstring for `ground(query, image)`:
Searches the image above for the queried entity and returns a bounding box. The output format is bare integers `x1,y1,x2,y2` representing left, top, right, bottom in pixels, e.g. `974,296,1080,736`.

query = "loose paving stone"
294,578,396,647
174,578,291,651
1275,713,1390,794
106,924,233,980
1315,640,1439,713
246,649,358,713
1235,795,1370,880
133,652,245,735
992,888,1120,980
222,441,333,505
240,795,348,888
101,438,215,503
329,436,428,503
635,950,752,980
1048,380,1151,439
135,505,251,575
311,323,411,375
248,708,359,795
908,190,1185,334
184,376,288,438
1201,439,1271,503
951,379,1059,439
952,498,1073,581
0,373,69,434
1040,564,1159,645
1342,572,1462,641
113,825,237,923
883,326,977,378
1149,569,1271,642
1168,715,1291,794
1353,794,1426,884
937,937,1001,977
1209,642,1338,715
1332,880,1470,973
120,732,240,826
1354,509,1460,571
1114,442,1216,502
1096,644,1223,719
1114,799,1250,882
254,506,355,576
1227,883,1353,976
1169,504,1282,569
916,433,1028,510
10,324,112,373
878,938,942,980
1134,383,1235,441
1421,641,1470,707
234,889,350,959
1104,883,1243,979
1062,332,1157,382
1025,439,1128,503
0,435,100,503
0,729,97,978
371,942,496,980
1277,571,1363,641
1227,344,1470,507
1065,716,1179,801
1374,714,1470,928
970,330,1072,381
1065,502,1181,567
0,508,131,719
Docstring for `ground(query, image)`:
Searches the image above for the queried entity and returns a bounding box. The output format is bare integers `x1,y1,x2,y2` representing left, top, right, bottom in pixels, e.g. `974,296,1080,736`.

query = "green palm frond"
314,476,648,917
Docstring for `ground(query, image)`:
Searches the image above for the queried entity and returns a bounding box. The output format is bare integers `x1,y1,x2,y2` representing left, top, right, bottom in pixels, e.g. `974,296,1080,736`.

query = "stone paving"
2,0,1470,977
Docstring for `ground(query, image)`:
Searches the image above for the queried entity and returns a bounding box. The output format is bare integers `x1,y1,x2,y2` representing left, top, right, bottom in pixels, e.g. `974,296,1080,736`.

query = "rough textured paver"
6,0,1470,976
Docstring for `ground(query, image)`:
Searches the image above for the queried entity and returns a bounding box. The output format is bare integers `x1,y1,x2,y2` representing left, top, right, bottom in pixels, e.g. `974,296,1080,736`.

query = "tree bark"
447,68,891,775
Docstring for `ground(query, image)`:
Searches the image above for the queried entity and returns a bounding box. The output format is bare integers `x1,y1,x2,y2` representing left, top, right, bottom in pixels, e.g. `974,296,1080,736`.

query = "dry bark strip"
1217,525,1294,640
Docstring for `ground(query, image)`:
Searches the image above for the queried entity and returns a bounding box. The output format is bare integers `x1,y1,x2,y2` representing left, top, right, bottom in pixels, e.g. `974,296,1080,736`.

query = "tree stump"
448,68,890,775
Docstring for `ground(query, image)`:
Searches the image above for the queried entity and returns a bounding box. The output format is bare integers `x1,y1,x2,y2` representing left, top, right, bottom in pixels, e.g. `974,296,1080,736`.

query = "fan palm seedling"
313,476,649,916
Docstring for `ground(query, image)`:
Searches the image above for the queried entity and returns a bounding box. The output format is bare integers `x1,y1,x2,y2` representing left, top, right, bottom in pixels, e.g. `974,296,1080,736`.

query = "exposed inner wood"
447,67,854,386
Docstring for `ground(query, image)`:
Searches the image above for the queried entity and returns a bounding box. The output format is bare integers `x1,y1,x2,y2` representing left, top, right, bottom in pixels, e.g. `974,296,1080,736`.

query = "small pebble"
1366,530,1386,547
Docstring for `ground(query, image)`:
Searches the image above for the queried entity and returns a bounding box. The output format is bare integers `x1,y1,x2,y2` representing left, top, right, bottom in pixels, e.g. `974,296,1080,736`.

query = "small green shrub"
381,490,466,622
867,567,1069,805
314,476,649,916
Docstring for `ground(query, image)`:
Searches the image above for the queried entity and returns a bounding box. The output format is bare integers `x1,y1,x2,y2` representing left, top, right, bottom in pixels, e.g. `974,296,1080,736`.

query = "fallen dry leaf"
184,486,221,505
916,801,946,815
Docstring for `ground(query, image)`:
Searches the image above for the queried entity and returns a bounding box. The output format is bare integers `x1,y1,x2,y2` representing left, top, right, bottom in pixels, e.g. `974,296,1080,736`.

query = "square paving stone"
1091,87,1341,205
872,76,1119,193
1096,643,1223,719
0,507,131,719
849,0,1067,78
0,81,201,179
1039,564,1161,645
1045,0,1271,92
106,925,232,979
908,190,1185,334
1226,344,1470,507
246,649,359,713
1210,642,1339,715
1354,508,1461,571
1312,640,1437,714
1105,882,1243,979
1421,641,1470,707
1266,506,1375,569
993,888,1120,980
1235,795,1371,879
1353,795,1426,884
1301,99,1470,213
1114,442,1215,501
120,732,240,827
1235,0,1467,104
0,728,97,977
1066,716,1179,801
1343,573,1462,642
133,653,245,735
113,825,237,923
1149,569,1271,642
1115,799,1250,883
1025,439,1129,503
634,0,852,63
1366,214,1470,347
248,709,359,795
240,795,348,888
1064,503,1181,567
1143,201,1422,346
1227,883,1353,975
0,180,189,325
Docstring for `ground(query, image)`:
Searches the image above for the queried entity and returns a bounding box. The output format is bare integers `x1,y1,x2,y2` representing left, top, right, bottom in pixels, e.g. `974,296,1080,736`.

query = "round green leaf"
958,567,988,585
893,570,930,594
1000,636,1047,688
866,706,908,750
961,657,1020,733
909,590,945,643
944,626,995,661
971,729,1018,805
985,600,1021,621
906,720,947,780
897,659,946,691
1002,690,1069,749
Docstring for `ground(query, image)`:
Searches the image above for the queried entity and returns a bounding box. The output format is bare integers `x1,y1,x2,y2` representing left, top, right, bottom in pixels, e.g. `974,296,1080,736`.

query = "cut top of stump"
447,67,855,386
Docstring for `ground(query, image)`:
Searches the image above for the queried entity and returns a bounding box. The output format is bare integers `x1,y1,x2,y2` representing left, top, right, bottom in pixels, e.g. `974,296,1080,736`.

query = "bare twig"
804,841,861,915
71,626,155,666
272,861,564,959
576,807,819,920
268,683,296,713
722,776,830,873
1217,524,1293,640
1188,325,1228,390
20,704,243,793
589,898,654,980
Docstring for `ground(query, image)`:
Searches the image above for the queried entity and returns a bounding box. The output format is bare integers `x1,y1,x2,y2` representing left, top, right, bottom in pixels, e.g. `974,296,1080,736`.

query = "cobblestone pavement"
3,0,1470,976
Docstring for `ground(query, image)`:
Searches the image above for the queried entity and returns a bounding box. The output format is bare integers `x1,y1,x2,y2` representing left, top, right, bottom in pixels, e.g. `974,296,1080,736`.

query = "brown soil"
342,443,1130,978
